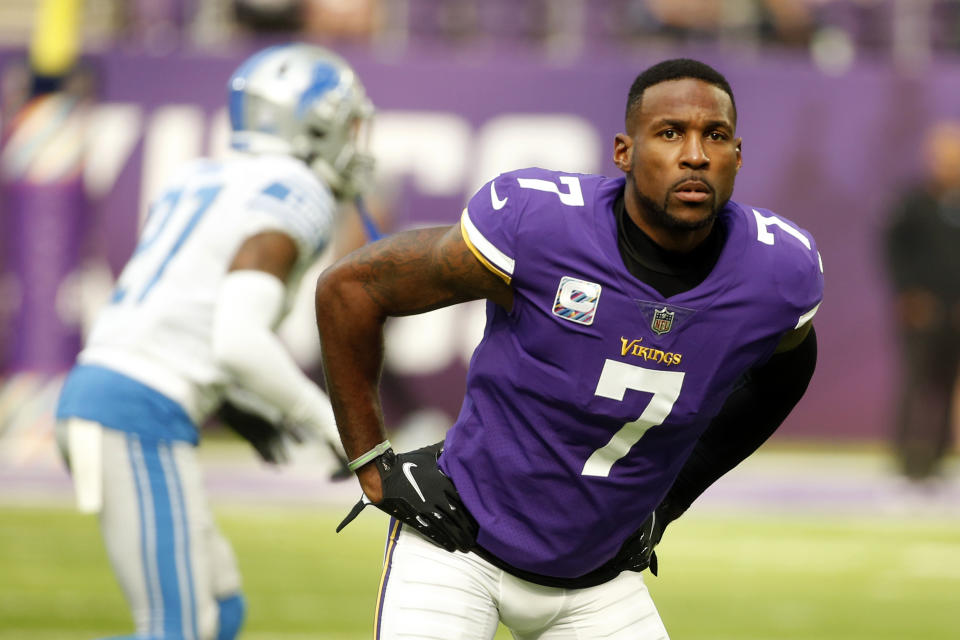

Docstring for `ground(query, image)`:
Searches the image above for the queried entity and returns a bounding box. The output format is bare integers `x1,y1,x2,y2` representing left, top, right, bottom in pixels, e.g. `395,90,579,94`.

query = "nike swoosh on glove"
336,441,478,553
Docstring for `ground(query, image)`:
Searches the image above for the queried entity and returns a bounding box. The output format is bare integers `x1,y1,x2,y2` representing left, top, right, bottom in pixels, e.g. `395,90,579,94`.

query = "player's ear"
735,138,743,172
613,133,633,173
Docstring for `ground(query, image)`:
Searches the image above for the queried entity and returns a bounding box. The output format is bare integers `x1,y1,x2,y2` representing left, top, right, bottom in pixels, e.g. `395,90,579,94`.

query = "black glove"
217,401,299,465
615,506,667,576
336,441,478,553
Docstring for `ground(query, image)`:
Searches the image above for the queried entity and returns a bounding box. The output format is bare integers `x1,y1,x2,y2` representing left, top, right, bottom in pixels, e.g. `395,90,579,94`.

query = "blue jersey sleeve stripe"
262,181,290,200
247,178,333,257
253,179,329,215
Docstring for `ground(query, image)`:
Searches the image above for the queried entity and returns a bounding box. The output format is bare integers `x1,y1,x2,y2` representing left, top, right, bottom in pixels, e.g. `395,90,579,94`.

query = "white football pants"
57,418,243,640
376,520,670,640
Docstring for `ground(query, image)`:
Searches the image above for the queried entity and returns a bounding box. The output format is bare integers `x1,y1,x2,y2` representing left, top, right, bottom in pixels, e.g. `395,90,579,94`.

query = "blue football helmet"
228,43,374,198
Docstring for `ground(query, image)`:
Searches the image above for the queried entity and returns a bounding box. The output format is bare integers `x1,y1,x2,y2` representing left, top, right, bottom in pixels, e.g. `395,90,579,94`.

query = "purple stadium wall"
3,45,959,442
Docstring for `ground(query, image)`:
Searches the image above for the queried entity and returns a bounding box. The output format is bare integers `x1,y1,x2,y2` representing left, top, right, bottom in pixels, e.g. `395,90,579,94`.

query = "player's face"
614,78,741,242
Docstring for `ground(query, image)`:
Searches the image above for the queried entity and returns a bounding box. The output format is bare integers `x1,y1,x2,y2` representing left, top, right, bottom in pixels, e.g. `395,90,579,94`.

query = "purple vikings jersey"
440,167,823,578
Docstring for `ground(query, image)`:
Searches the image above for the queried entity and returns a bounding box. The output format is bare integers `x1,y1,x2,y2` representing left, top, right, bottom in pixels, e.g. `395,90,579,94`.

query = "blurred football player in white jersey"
54,43,374,640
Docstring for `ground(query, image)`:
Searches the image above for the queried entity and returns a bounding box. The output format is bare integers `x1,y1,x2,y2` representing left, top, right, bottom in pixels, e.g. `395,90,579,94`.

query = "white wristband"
347,440,392,472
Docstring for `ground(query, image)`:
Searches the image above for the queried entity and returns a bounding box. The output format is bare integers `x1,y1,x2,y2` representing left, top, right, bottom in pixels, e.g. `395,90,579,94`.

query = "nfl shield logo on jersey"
552,276,602,326
651,306,675,335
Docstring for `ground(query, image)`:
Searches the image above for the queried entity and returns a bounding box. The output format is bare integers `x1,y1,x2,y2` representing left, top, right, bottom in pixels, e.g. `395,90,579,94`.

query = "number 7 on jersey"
582,360,685,477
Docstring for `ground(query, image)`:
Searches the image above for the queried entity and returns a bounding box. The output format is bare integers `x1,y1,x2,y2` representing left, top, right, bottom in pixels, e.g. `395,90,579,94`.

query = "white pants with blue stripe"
58,418,243,640
375,521,670,640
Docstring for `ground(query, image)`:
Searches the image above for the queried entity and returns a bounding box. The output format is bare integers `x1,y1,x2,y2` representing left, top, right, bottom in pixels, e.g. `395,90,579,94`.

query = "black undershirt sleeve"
657,326,818,526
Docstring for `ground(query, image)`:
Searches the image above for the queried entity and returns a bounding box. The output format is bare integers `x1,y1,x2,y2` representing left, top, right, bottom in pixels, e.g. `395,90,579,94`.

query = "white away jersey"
80,154,335,422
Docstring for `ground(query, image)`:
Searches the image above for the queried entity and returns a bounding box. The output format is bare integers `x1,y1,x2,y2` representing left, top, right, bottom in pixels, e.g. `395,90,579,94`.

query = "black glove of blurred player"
326,440,353,481
614,506,667,576
216,401,302,465
337,441,478,553
216,388,351,480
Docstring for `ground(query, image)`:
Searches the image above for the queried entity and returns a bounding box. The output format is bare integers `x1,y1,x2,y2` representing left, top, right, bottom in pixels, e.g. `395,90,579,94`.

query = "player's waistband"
471,541,640,589
78,346,215,423
56,364,199,445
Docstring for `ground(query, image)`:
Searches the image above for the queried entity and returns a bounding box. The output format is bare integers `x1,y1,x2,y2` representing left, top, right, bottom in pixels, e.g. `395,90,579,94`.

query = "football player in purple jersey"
317,58,822,639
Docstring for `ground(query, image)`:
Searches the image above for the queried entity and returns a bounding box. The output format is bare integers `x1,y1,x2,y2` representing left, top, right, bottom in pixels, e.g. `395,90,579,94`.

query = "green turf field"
1,504,957,640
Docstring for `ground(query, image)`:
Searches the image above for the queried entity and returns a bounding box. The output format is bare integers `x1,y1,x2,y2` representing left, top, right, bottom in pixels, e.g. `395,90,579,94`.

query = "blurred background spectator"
0,1,959,65
882,120,960,483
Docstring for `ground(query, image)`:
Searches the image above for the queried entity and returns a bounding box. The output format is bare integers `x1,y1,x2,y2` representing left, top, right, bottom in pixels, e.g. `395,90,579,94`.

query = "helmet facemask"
295,84,374,199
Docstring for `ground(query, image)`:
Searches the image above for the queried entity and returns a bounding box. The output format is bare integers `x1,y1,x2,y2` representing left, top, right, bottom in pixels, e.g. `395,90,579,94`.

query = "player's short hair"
626,59,737,128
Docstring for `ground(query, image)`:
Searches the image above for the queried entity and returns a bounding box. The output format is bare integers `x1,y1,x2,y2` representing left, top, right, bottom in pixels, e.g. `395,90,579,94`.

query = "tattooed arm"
314,224,512,501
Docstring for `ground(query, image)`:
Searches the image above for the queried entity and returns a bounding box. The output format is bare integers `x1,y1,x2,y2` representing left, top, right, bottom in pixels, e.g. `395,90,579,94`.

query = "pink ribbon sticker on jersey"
552,276,601,326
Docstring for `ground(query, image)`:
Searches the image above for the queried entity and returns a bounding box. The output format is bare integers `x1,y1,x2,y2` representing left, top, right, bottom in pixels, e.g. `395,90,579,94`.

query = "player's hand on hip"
337,441,478,553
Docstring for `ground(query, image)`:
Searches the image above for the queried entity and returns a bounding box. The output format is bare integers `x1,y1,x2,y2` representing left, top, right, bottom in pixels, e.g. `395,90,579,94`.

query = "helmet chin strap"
354,195,383,242
308,155,346,198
